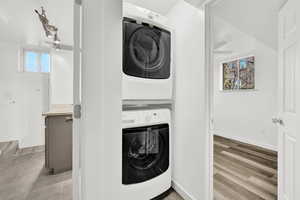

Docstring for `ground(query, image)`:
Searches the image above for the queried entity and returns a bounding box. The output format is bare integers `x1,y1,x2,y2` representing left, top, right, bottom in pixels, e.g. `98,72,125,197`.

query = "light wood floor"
214,135,278,200
0,149,72,200
0,148,182,200
164,190,184,200
0,140,18,157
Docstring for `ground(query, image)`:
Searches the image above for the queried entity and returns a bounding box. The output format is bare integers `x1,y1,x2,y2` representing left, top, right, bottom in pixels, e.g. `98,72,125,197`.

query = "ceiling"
3,0,179,45
0,0,207,46
0,0,73,45
213,16,245,50
124,0,180,15
1,0,286,48
184,0,208,8
212,0,288,50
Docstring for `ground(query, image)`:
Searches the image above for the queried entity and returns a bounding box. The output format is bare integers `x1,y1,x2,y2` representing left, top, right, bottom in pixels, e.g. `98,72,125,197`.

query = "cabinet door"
48,115,73,173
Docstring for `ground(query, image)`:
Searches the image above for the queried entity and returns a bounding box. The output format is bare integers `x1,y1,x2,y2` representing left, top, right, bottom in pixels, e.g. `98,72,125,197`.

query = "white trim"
204,2,216,200
202,0,223,7
172,181,197,200
207,130,215,200
204,1,287,200
21,44,51,52
213,131,278,151
73,0,82,200
204,1,279,200
198,0,221,8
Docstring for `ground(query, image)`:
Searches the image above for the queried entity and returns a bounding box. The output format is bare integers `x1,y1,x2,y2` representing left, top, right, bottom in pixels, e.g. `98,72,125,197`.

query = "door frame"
204,1,285,200
204,1,216,200
73,0,82,200
73,0,123,199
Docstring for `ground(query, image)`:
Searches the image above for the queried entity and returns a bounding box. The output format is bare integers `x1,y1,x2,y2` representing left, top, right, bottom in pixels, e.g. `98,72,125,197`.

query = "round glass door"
129,27,167,72
123,18,171,79
122,124,169,185
127,130,163,170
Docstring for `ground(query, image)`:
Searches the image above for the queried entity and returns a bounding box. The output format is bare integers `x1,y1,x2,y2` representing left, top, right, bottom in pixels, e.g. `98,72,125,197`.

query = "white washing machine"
123,3,173,100
122,109,171,200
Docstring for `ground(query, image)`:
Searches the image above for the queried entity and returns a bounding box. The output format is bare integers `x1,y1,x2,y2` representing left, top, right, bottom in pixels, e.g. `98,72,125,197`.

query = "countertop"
43,104,73,117
42,111,73,117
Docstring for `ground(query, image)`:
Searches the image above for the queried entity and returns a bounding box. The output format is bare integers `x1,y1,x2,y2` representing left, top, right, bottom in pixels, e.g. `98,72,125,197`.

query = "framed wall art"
222,56,255,91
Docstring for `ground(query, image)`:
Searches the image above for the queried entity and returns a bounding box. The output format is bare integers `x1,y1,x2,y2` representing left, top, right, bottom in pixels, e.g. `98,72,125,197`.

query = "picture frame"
222,56,255,91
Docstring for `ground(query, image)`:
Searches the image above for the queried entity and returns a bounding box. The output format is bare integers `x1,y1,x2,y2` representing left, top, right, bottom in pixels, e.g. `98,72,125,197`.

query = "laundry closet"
121,3,172,199
79,0,207,199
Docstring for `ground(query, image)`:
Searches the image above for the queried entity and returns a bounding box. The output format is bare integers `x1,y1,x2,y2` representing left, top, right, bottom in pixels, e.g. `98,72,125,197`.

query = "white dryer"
123,4,173,100
122,109,171,199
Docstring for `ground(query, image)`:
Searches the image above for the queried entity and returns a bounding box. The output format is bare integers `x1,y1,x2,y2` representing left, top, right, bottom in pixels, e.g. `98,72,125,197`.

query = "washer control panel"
122,109,170,128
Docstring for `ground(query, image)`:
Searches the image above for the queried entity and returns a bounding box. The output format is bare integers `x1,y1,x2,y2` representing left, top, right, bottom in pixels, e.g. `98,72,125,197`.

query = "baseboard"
172,181,197,200
213,132,278,151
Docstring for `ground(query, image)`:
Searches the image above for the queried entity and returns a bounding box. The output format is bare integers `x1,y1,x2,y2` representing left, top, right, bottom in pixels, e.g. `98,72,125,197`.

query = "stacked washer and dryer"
122,3,173,200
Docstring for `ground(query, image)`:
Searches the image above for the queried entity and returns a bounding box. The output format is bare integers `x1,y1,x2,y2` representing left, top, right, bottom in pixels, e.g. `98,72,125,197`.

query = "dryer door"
122,124,169,185
123,18,171,79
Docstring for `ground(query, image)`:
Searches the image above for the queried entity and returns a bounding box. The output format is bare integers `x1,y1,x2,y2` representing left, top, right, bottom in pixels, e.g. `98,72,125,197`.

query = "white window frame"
20,46,52,74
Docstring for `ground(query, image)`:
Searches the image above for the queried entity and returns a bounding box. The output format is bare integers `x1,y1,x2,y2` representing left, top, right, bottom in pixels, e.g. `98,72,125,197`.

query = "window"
23,49,51,73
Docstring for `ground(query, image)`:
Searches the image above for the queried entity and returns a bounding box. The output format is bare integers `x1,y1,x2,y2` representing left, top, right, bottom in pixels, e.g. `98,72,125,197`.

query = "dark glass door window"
122,124,169,185
123,18,171,79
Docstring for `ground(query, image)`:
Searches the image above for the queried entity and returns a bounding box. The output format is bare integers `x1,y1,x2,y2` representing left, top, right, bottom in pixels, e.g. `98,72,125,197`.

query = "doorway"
205,0,287,199
0,1,75,200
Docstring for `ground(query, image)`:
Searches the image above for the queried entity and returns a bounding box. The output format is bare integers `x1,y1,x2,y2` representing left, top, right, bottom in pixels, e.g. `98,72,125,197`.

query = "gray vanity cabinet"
45,114,73,174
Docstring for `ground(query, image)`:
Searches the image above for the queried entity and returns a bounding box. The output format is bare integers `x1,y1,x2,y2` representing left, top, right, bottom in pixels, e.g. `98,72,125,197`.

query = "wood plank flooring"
0,150,72,200
164,190,184,200
0,140,18,157
214,135,278,200
0,148,182,200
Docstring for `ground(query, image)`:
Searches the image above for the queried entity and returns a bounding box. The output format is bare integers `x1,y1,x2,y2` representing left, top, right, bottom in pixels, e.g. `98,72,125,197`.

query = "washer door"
122,124,169,185
123,18,171,79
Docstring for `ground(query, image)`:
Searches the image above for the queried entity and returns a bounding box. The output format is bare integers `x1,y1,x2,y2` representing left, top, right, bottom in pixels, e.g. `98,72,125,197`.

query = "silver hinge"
74,104,82,119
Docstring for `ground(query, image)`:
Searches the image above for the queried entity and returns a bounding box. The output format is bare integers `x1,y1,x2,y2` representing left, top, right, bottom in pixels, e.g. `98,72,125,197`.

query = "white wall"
0,0,73,148
0,42,73,148
213,19,278,149
212,0,287,51
50,51,73,105
0,42,48,148
0,0,73,45
167,1,207,200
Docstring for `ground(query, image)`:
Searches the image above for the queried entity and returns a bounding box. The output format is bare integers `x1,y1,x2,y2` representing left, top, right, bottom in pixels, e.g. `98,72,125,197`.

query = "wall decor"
222,56,255,90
